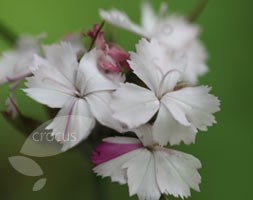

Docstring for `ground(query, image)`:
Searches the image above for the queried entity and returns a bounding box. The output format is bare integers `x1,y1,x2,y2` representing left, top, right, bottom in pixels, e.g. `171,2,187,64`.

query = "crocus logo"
8,116,79,191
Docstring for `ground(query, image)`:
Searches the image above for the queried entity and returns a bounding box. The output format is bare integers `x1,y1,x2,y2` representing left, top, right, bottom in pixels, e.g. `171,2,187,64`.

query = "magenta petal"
91,141,142,166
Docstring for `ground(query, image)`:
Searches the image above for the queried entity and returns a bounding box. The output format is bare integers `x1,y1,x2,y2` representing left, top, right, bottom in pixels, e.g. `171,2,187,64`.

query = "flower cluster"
0,2,220,200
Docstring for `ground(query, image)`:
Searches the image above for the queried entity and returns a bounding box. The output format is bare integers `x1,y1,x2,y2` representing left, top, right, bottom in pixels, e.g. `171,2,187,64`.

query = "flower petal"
123,149,161,200
134,124,154,147
99,9,145,37
93,148,142,185
46,98,95,151
111,83,159,129
181,40,208,84
129,39,162,93
91,137,142,166
43,42,79,83
153,103,196,146
161,95,191,126
159,69,182,96
103,137,140,144
163,86,220,131
156,16,199,50
78,49,117,94
140,2,157,34
86,92,125,132
0,51,32,84
23,88,72,108
25,54,77,95
0,35,42,84
0,52,19,84
154,148,201,198
130,39,184,95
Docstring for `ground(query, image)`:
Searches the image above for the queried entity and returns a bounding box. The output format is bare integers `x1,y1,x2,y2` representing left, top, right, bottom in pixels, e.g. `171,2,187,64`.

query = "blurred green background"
0,0,252,199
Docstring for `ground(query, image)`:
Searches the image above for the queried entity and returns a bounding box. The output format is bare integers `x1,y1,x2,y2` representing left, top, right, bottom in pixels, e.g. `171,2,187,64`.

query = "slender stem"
0,20,17,45
88,20,105,51
187,0,209,22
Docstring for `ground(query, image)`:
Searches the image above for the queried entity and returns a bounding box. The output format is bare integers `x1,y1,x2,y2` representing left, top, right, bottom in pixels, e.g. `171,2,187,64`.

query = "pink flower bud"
86,24,131,73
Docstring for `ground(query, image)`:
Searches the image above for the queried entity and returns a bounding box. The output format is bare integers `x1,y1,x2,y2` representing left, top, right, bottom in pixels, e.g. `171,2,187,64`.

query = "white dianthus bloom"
111,39,220,146
93,125,201,200
0,35,42,85
100,2,208,84
24,42,124,151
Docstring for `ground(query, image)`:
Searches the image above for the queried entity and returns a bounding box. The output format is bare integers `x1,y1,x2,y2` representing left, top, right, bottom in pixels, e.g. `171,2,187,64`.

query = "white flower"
111,39,220,146
100,2,208,84
24,42,124,151
100,2,168,38
0,35,42,85
92,125,201,200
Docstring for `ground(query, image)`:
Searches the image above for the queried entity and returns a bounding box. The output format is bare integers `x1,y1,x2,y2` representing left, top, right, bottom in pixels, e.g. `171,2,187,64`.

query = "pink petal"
108,46,129,61
99,60,121,72
108,46,132,71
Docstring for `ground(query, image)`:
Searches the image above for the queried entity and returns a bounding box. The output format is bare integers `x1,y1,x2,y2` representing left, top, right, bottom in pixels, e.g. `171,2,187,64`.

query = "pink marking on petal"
63,99,77,140
91,141,142,166
6,72,32,83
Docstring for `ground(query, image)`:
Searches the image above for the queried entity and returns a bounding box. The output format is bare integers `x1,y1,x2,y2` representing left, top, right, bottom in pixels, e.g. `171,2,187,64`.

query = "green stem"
0,20,17,46
187,0,209,22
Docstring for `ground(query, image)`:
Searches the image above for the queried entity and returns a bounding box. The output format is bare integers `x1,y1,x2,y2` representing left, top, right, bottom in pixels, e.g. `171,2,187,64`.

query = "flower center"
74,86,85,98
146,143,159,152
